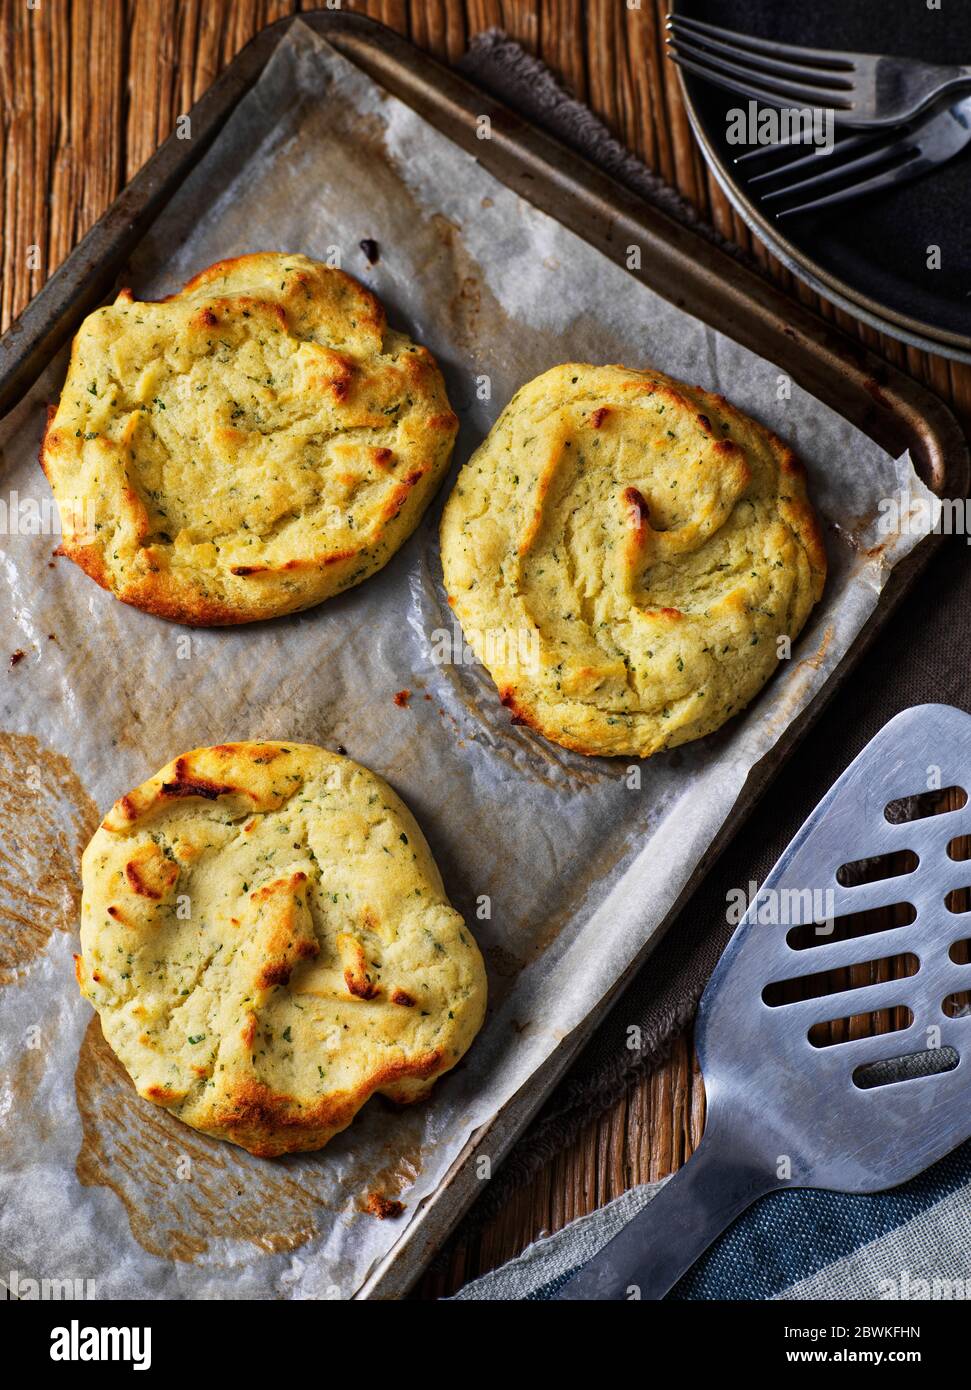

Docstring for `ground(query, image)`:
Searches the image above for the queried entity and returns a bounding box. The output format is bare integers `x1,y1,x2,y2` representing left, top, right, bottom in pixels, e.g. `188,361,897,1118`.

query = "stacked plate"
671,0,971,361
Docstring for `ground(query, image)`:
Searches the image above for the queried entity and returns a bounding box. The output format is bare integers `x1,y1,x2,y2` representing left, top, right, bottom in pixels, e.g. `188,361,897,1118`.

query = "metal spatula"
556,704,971,1300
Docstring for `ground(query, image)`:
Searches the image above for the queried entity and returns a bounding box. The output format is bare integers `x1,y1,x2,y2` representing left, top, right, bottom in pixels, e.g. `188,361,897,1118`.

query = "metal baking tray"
1,11,966,1299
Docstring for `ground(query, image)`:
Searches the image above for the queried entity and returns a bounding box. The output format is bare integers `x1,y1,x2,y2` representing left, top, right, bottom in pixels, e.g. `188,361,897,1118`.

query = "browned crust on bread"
204,1049,446,1157
499,684,609,757
41,254,457,626
448,365,827,759
101,743,299,831
81,740,486,1158
37,403,58,480
338,932,381,1000
679,381,827,601
124,845,179,900
145,1084,185,1104
498,683,607,757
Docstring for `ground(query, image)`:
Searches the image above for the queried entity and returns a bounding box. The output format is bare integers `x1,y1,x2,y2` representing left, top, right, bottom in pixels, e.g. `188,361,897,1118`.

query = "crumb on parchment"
366,1192,405,1220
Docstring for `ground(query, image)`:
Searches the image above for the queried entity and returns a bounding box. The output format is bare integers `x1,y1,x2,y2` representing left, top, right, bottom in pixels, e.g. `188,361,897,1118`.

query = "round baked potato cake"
76,742,486,1157
41,253,458,624
440,363,826,758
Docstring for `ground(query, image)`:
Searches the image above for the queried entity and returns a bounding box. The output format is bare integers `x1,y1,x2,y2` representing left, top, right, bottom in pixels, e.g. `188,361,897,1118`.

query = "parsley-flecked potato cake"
41,252,458,625
75,742,486,1157
440,363,826,758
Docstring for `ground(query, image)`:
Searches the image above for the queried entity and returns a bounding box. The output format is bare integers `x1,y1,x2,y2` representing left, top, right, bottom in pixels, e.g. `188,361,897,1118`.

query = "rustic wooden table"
4,0,969,1298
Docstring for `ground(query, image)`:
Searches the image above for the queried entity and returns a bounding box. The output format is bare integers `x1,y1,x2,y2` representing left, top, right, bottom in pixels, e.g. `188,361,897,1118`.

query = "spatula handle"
553,1127,781,1301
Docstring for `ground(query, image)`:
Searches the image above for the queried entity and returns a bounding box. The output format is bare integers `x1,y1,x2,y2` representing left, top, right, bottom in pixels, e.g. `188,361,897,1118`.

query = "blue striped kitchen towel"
452,1138,971,1299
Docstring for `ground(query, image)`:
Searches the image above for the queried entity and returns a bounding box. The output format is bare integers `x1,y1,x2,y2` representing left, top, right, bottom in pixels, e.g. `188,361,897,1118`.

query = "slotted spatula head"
699,702,971,1194
555,705,971,1299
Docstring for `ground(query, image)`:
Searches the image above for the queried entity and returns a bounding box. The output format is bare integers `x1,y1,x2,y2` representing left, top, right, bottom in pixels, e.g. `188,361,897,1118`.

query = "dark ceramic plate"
672,0,971,360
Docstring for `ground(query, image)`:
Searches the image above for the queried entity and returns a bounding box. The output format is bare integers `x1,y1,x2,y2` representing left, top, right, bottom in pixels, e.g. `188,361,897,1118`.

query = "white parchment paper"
0,22,936,1298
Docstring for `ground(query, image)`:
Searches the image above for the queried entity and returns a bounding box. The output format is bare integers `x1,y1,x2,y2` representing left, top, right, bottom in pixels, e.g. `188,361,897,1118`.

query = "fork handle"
553,1124,782,1301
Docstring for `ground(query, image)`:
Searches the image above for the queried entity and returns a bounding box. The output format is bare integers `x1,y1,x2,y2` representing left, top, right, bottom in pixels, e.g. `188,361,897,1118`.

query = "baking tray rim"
0,9,967,1300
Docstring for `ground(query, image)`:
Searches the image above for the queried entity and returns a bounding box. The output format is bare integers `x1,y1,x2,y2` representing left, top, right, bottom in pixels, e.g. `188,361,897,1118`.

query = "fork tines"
665,13,858,112
735,127,922,217
663,13,938,217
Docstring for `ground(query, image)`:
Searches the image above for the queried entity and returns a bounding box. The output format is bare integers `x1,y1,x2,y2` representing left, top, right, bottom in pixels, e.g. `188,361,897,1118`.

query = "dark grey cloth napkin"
435,29,971,1239
458,30,762,270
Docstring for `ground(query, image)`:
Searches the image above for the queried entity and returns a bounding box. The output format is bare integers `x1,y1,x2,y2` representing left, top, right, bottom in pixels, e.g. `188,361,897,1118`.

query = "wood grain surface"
2,0,968,1298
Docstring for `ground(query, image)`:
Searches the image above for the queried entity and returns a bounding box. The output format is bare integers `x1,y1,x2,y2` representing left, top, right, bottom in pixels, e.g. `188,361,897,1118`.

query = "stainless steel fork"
666,13,971,129
736,94,971,217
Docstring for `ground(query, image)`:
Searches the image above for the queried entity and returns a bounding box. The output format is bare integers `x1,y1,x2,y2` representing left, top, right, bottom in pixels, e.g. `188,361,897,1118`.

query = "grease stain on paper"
74,1016,428,1265
75,1016,332,1261
0,732,99,986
